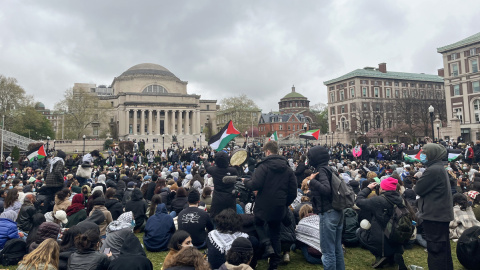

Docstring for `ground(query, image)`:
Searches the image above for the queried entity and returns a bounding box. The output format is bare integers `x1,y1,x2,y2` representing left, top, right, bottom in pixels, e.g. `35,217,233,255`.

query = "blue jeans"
301,245,323,264
320,209,345,270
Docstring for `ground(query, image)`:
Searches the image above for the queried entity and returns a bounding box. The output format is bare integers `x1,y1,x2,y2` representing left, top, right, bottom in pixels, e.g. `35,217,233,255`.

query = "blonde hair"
19,238,59,270
366,171,377,181
299,204,313,220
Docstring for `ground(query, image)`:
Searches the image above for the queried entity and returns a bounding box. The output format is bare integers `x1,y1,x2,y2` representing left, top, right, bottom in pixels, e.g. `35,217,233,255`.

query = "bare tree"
218,94,260,134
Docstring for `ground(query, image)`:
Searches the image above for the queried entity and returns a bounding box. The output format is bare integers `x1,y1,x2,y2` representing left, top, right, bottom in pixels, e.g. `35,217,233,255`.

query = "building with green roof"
437,32,480,143
323,63,446,145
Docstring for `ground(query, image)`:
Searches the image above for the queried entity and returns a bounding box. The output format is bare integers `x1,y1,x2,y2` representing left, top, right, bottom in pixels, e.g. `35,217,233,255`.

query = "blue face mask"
131,220,136,228
1,184,5,188
420,153,428,163
19,184,23,187
32,188,36,192
8,186,13,189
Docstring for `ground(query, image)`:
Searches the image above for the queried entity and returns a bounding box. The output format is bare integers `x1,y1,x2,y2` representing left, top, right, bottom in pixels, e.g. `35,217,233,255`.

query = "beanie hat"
230,237,253,252
54,210,68,224
92,186,104,194
188,189,200,204
127,181,135,188
56,150,66,160
380,177,398,191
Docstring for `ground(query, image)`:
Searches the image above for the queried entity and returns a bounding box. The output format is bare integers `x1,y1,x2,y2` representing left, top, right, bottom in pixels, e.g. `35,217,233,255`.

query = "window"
472,59,478,73
452,63,459,76
395,90,399,98
288,125,291,130
454,85,460,96
386,88,391,98
362,87,367,97
451,53,458,60
411,83,416,87
207,105,210,110
93,126,99,136
470,48,477,55
329,86,334,90
474,82,480,93
375,104,380,111
412,89,418,98
341,106,345,113
475,100,480,123
292,125,295,131
350,87,355,98
142,85,168,94
454,108,463,123
394,82,399,87
340,90,344,101
349,81,355,86
279,125,283,130
375,116,381,129
402,82,408,87
330,93,335,103
374,87,379,97
402,90,407,98
388,120,393,129
374,81,380,86
419,90,425,99
331,107,335,115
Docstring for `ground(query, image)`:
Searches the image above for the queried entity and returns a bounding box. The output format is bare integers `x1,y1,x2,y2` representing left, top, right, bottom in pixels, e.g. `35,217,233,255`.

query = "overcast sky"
1,0,479,112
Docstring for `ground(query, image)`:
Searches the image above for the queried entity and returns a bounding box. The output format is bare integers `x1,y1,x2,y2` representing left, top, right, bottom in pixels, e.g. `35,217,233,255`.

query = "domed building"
73,63,217,147
278,86,311,114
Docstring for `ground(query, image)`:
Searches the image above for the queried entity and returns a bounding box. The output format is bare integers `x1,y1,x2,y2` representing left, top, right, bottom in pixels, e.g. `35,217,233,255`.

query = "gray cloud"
0,0,479,112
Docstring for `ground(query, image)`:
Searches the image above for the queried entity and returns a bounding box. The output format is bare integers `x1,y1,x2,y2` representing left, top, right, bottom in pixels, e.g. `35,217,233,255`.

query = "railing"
0,129,38,151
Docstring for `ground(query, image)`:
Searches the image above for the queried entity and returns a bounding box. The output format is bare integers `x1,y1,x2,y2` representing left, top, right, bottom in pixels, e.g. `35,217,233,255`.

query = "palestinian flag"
27,145,46,162
269,131,278,141
448,149,463,161
208,120,240,151
403,149,422,162
300,129,320,140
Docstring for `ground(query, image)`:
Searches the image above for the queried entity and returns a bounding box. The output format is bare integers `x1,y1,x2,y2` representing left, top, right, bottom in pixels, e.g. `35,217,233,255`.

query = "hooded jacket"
0,212,19,249
100,212,134,260
106,233,153,270
105,198,123,221
125,189,148,230
17,201,37,232
414,143,454,222
307,146,333,214
67,248,110,270
143,203,176,252
245,155,297,221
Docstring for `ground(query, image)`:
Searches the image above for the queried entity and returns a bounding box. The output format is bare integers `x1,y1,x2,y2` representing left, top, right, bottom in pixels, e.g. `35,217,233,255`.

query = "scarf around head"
66,194,85,216
106,211,134,234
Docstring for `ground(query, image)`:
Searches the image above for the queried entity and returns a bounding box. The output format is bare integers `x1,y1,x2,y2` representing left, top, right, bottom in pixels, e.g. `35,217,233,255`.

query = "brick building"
437,32,480,142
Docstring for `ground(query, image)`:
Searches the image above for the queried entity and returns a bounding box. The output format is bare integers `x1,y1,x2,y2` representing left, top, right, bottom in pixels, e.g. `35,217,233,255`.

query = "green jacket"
66,209,87,228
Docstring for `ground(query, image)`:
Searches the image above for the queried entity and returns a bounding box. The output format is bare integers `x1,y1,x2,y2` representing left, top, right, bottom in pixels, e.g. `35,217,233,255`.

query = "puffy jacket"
245,155,297,222
307,146,333,214
17,203,37,232
125,189,148,230
414,143,454,222
143,203,175,252
0,218,19,249
29,222,60,252
67,249,110,270
105,198,123,221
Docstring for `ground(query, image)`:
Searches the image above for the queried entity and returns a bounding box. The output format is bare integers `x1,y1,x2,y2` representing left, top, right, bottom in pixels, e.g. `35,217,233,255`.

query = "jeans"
301,245,323,264
423,220,453,270
416,234,427,248
169,211,176,218
320,209,345,270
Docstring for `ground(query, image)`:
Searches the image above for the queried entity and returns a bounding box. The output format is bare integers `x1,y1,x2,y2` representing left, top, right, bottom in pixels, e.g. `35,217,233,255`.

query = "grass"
2,235,465,270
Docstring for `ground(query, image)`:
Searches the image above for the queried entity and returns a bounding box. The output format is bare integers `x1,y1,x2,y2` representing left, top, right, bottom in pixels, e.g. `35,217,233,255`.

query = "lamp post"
331,131,334,147
46,136,50,154
355,130,357,144
182,137,185,149
404,132,408,144
82,135,86,155
436,124,440,141
325,134,328,147
200,133,202,148
162,134,165,151
303,123,308,150
53,140,56,151
245,131,248,144
428,105,434,140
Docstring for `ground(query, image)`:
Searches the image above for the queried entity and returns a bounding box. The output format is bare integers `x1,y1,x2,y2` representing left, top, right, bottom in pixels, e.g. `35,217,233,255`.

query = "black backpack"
342,208,359,246
327,168,355,211
457,226,480,270
0,238,26,266
382,195,414,244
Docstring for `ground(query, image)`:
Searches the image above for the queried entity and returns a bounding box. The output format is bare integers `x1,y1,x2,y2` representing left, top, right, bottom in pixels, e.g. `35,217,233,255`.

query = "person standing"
414,143,454,270
307,146,345,270
43,150,67,213
244,141,297,270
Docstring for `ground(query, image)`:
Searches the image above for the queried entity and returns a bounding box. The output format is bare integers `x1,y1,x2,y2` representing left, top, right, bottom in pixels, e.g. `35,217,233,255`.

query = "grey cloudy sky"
0,0,479,112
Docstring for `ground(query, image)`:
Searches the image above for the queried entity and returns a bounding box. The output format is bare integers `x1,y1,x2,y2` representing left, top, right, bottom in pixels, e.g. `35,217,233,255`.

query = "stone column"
171,110,176,134
196,109,201,134
164,110,169,135
148,110,153,135
185,110,190,135
125,110,130,135
178,110,183,135
140,110,145,135
156,110,161,135
133,110,138,135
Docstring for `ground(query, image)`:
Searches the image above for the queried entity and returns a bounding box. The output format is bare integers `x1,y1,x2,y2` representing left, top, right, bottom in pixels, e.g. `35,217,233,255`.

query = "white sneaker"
283,253,290,263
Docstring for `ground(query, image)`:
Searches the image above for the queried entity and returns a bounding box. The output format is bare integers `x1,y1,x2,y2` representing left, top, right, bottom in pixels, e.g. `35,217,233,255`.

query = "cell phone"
104,248,110,254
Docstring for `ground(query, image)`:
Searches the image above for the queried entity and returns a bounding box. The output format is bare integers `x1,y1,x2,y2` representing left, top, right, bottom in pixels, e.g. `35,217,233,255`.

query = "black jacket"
245,155,297,222
169,197,188,215
59,246,76,270
17,203,37,232
356,188,405,257
178,206,214,246
105,198,123,221
414,143,454,222
294,162,307,188
125,189,148,229
107,233,153,270
307,146,333,214
67,249,110,270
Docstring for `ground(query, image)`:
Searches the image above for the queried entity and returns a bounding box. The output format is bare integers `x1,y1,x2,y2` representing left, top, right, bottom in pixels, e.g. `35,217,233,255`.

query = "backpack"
0,238,26,266
326,168,355,211
382,195,414,244
457,226,480,270
342,208,359,246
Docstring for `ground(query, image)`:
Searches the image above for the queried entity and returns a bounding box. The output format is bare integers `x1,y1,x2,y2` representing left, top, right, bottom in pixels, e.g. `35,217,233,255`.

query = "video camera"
222,175,255,204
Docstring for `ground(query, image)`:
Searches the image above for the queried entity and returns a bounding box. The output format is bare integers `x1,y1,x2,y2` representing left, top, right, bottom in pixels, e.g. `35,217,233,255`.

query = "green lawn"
3,235,465,270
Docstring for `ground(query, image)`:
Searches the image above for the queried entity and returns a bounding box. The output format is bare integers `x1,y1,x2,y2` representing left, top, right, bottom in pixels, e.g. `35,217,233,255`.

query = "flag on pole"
269,131,278,141
299,129,320,140
208,120,240,151
27,145,47,162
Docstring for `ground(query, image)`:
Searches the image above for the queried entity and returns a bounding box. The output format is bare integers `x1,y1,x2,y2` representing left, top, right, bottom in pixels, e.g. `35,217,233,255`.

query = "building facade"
437,32,480,143
324,63,446,144
35,102,64,139
73,63,217,148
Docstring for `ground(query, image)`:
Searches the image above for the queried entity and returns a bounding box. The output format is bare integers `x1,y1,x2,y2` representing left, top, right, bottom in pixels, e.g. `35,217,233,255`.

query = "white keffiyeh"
208,230,249,254
295,215,321,253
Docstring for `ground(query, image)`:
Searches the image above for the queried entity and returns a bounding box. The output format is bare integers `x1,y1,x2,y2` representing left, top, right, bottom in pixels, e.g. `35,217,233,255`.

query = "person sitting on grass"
67,228,111,270
18,238,60,270
164,246,211,270
218,237,254,270
107,233,153,270
163,230,193,269
143,195,176,252
295,204,322,265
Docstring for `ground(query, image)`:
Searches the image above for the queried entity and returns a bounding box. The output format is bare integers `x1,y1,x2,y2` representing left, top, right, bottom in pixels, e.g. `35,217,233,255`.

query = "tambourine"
230,148,248,166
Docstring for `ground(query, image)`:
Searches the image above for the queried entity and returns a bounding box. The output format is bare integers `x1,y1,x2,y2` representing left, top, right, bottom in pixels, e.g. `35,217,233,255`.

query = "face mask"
19,184,23,187
1,184,4,188
131,220,136,228
8,186,13,189
32,188,36,192
420,153,428,163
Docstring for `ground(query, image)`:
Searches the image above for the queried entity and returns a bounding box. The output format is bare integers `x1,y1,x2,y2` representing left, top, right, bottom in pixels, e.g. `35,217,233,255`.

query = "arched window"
376,115,381,129
474,100,480,123
142,85,168,94
341,118,346,131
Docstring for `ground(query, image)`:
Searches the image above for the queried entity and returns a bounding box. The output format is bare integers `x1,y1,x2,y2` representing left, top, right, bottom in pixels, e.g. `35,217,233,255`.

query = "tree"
0,75,33,131
310,103,329,133
11,106,55,140
219,94,260,134
55,88,111,139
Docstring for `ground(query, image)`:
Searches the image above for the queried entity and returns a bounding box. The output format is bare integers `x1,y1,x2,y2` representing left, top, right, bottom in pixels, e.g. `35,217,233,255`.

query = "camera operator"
243,141,297,270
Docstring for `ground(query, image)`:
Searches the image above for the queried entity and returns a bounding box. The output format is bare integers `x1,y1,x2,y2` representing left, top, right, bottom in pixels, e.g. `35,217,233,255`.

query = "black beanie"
56,150,66,160
230,237,252,252
188,189,200,204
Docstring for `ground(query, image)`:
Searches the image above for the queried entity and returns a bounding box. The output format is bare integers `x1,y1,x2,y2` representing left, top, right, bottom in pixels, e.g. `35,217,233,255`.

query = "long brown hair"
19,238,60,270
148,194,162,216
170,246,210,270
4,188,18,208
299,204,313,220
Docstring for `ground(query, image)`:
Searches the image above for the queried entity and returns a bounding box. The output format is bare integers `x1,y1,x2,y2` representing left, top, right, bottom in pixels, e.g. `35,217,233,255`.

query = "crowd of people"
0,138,479,270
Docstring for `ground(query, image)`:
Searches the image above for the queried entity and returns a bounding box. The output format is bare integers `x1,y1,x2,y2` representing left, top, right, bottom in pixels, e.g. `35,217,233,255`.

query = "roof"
281,91,307,99
119,63,178,79
323,68,444,85
437,32,480,53
259,112,306,124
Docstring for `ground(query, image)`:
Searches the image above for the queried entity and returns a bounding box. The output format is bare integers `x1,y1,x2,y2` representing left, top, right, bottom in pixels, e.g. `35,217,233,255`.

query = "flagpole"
0,115,3,165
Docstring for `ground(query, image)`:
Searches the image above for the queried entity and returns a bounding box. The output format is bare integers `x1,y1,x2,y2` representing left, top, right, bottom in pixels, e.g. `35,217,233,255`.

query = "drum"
230,148,248,166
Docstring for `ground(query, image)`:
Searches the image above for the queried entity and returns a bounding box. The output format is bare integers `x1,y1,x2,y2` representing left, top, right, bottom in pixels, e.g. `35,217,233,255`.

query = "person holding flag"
42,150,67,213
